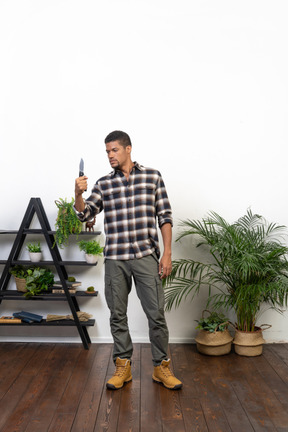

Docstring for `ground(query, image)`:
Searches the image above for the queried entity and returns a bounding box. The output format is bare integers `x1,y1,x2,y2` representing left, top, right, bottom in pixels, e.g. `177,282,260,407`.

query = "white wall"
0,0,288,344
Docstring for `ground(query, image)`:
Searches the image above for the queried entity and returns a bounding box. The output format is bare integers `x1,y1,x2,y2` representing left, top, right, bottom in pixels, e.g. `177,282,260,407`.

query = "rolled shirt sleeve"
73,184,103,222
155,174,173,228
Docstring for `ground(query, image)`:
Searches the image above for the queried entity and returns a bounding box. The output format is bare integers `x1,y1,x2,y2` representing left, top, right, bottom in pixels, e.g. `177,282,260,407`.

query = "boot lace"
161,364,175,377
113,363,127,377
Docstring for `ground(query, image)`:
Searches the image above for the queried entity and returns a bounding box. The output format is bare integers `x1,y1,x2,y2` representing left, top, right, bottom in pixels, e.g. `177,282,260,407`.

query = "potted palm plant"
77,239,104,264
164,210,288,356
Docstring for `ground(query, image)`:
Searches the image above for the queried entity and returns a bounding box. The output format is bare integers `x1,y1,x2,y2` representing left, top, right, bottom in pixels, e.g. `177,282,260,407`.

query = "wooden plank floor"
0,343,288,431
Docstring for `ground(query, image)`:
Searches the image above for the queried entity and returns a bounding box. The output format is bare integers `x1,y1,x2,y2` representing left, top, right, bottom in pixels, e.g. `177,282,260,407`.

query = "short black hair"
104,130,132,148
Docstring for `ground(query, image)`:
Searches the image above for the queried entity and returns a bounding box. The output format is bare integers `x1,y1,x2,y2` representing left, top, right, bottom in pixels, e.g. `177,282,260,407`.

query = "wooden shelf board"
0,230,101,235
0,290,98,300
7,260,98,266
0,319,95,326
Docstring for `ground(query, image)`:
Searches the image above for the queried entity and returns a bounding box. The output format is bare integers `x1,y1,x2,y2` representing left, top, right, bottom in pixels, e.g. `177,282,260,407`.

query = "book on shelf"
13,311,43,323
53,280,82,288
52,289,77,294
0,316,22,323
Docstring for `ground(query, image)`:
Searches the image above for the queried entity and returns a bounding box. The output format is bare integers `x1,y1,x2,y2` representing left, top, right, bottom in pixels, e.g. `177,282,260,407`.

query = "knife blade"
79,158,84,177
79,158,87,191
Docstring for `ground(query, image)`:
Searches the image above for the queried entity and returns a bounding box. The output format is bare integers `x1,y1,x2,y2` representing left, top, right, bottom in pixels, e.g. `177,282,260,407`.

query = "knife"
79,158,87,191
79,158,85,177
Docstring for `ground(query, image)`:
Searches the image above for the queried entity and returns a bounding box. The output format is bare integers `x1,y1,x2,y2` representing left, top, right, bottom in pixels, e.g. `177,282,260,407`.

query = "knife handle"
79,171,87,191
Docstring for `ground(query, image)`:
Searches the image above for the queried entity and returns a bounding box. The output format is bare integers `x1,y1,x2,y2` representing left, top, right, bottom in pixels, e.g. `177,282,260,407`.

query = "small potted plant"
78,240,104,264
26,242,42,262
9,265,30,292
195,310,233,356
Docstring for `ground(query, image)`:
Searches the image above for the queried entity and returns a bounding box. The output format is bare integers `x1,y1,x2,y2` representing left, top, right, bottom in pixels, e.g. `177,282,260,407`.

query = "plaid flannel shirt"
75,162,173,260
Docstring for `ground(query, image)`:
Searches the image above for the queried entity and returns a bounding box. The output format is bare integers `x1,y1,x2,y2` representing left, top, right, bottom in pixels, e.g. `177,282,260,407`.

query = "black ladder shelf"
0,197,100,349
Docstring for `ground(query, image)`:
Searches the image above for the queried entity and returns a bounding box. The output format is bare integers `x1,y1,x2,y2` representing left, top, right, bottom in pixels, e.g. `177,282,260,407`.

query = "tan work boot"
106,357,132,390
152,359,182,390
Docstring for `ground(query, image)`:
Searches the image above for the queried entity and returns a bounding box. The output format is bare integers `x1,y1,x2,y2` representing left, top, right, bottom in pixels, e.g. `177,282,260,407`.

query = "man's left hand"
159,254,172,279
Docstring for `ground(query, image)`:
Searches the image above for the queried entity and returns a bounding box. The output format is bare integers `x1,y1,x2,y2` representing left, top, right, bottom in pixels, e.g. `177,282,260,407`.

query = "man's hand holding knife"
75,158,88,212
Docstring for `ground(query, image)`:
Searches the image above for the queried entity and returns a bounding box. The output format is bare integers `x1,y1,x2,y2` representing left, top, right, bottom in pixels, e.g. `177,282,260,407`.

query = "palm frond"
164,260,215,311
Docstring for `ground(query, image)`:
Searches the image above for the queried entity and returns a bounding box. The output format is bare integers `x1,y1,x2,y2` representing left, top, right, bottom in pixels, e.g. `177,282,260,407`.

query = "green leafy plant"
164,209,288,332
86,286,95,292
78,240,104,255
25,267,54,298
195,311,229,333
9,265,54,298
54,198,82,248
9,265,31,279
26,242,41,253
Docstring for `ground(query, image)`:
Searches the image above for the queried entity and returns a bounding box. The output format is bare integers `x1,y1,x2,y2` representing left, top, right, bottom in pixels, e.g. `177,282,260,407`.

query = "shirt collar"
111,161,143,176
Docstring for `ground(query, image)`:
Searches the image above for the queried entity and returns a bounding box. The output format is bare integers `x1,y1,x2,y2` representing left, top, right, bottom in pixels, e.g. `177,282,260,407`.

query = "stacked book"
52,280,81,294
13,311,43,323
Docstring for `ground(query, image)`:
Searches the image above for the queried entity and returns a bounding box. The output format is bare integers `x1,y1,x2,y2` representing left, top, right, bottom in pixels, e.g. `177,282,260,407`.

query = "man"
74,130,182,390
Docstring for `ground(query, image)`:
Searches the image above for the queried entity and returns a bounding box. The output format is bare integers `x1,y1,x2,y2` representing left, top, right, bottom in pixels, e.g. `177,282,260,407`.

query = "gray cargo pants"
105,253,169,366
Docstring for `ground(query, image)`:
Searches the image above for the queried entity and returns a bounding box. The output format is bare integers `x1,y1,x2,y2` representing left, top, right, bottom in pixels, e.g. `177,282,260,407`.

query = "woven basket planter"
15,277,27,293
195,328,233,356
233,326,270,357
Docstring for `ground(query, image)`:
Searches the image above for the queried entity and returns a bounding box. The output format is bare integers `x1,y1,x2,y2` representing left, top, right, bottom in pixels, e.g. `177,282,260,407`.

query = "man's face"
106,140,131,170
